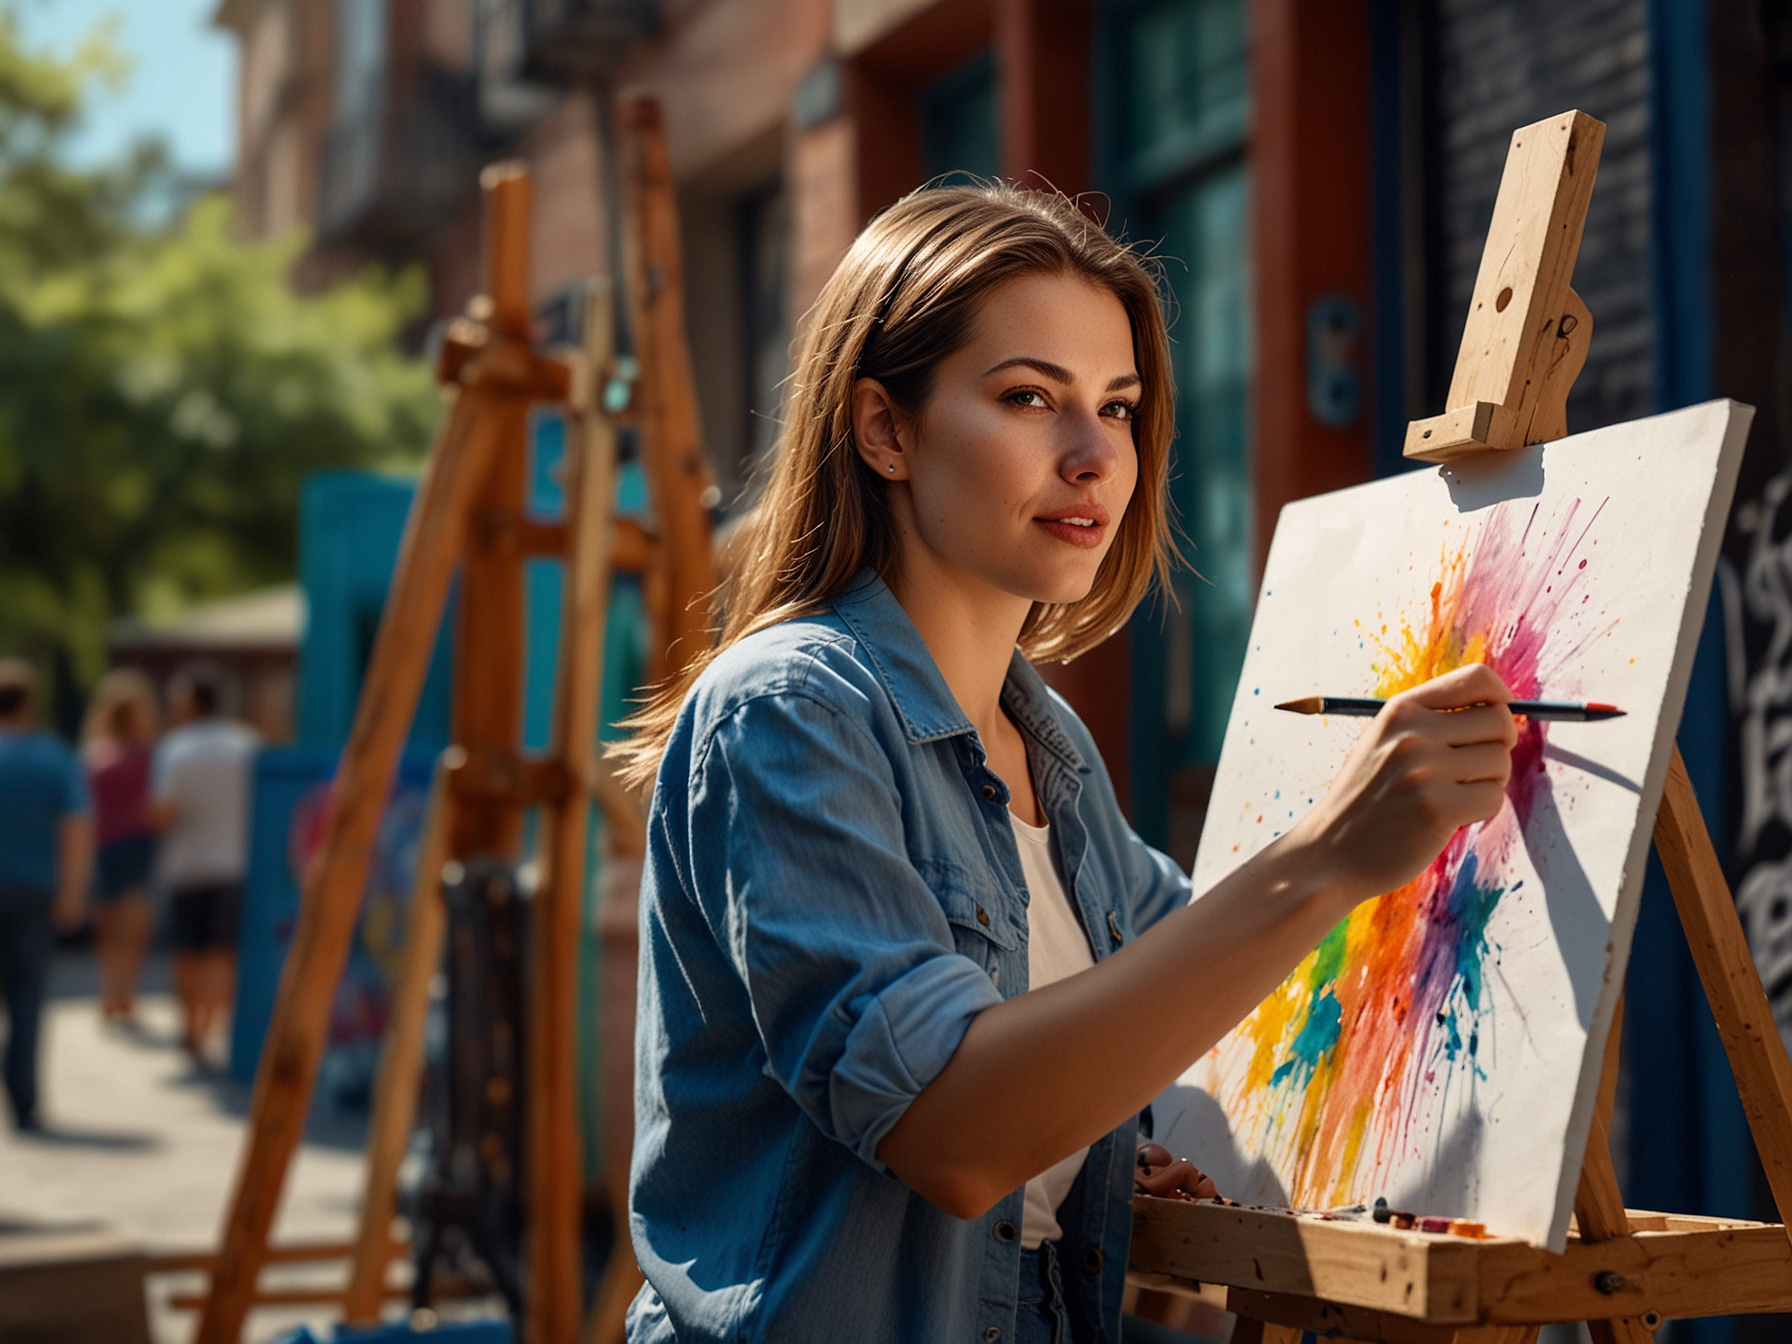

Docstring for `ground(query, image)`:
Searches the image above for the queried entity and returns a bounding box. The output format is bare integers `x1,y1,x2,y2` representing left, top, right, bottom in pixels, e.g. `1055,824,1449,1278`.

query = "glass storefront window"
921,51,1000,184
1105,0,1251,837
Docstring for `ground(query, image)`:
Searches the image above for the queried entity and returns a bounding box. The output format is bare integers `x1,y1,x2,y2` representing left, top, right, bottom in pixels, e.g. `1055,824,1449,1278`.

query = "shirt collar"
831,570,973,743
1000,651,1092,775
829,569,1090,773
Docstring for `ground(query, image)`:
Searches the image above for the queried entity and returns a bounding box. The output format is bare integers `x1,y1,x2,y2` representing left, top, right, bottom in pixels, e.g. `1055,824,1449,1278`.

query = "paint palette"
1149,400,1753,1250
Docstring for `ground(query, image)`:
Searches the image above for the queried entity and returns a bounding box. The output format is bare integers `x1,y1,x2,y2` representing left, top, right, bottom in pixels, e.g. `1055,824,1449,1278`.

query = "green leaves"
0,22,438,684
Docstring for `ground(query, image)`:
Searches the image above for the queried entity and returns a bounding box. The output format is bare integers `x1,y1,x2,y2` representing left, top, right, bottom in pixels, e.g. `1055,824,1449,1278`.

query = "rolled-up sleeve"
685,688,1001,1171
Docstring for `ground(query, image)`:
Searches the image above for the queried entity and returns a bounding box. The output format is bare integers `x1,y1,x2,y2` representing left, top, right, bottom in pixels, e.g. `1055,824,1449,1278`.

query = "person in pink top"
81,669,160,1026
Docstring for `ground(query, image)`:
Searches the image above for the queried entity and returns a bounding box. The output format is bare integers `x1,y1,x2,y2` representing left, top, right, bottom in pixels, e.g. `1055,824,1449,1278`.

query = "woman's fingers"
1448,741,1515,786
1296,663,1522,904
1133,1148,1222,1202
1385,698,1515,749
1429,703,1518,747
1403,662,1513,711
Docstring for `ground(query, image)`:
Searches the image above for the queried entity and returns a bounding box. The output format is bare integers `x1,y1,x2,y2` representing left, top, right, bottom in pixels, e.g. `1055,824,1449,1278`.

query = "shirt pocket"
914,857,1019,972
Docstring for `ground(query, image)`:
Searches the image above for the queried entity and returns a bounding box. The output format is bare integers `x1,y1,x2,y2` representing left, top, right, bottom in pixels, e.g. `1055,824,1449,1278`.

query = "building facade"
216,4,1792,1338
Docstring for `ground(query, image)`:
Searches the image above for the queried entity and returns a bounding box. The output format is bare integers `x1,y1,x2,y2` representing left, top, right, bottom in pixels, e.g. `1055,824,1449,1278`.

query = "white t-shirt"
1012,812,1096,1249
152,718,258,888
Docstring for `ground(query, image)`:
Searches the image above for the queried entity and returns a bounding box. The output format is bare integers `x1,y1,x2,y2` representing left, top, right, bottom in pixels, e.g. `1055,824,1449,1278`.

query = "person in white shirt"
149,665,257,1064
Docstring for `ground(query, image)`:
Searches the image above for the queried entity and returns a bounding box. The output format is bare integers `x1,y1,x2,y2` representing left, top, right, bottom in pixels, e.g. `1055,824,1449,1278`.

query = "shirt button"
982,784,998,800
1107,911,1124,945
1083,1247,1104,1274
976,906,990,927
993,1219,1017,1243
984,1329,1002,1342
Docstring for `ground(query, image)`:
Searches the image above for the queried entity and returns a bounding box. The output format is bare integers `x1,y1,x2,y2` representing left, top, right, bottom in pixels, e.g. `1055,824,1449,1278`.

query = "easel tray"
1129,1194,1792,1329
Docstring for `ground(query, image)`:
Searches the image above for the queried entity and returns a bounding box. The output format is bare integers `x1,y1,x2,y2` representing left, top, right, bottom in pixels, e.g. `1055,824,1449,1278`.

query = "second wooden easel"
192,95,716,1344
1127,111,1792,1343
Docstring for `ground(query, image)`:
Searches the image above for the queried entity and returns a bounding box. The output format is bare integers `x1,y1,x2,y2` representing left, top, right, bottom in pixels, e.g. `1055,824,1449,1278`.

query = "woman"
81,669,161,1027
612,185,1517,1344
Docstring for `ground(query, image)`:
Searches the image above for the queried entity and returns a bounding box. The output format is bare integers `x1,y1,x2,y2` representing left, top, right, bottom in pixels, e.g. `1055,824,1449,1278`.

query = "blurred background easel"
189,95,715,1344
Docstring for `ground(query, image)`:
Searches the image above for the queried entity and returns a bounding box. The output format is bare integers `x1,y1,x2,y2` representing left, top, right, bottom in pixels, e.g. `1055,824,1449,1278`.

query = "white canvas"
1150,399,1752,1250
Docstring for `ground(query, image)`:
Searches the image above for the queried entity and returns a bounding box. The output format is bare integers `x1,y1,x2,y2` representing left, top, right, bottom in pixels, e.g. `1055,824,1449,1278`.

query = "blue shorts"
168,881,241,952
94,835,156,902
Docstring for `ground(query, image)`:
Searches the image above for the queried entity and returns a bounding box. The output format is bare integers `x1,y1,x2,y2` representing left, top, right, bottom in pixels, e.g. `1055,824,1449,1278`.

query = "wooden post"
342,761,453,1324
524,279,624,1344
617,96,720,683
1405,112,1604,463
450,169,535,868
195,385,509,1344
486,163,535,342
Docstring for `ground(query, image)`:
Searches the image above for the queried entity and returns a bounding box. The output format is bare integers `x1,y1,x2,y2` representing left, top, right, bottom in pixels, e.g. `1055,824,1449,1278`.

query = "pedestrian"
149,664,256,1065
608,185,1517,1343
0,658,92,1131
81,668,161,1028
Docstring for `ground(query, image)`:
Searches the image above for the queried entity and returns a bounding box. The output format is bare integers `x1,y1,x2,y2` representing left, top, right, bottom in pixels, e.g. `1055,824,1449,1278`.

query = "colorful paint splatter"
1213,497,1612,1207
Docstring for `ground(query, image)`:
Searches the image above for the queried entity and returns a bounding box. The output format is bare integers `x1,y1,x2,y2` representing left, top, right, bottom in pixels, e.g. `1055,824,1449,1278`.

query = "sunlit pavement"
0,950,371,1343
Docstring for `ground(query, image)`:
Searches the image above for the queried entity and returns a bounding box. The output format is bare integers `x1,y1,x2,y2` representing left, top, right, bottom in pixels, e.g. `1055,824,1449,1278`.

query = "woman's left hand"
1134,1142,1218,1201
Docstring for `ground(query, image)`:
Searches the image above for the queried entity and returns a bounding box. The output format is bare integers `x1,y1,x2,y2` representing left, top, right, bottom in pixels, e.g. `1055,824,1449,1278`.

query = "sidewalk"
0,949,372,1343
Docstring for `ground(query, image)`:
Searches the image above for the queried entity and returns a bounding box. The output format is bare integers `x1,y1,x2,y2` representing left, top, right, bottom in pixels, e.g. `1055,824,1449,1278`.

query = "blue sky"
10,0,233,178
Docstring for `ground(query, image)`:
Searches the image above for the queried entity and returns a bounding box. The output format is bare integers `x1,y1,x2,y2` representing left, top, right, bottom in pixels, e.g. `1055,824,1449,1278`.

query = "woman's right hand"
1285,662,1518,909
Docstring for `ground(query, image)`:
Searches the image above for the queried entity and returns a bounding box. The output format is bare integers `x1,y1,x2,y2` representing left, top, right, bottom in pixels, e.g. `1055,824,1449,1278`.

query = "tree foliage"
0,17,439,685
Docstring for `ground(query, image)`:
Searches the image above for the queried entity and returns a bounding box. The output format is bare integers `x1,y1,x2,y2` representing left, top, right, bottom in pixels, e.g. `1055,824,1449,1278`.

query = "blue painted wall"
295,471,456,750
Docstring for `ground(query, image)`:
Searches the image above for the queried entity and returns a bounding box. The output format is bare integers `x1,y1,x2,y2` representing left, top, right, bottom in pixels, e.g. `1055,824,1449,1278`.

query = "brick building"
213,4,1792,1338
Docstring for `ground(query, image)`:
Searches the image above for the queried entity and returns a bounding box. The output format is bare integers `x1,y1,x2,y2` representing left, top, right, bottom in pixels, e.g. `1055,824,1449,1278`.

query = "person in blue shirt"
0,659,93,1131
610,184,1517,1344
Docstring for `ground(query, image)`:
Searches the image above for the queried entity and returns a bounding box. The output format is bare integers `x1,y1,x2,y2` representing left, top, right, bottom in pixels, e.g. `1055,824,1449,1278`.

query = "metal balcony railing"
521,0,657,80
317,66,481,248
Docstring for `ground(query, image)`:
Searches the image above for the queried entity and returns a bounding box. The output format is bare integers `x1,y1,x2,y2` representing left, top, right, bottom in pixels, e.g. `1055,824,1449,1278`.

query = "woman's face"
855,272,1142,609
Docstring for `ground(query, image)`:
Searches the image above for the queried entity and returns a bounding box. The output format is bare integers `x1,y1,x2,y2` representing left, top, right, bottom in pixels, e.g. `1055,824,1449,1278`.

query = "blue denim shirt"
629,571,1191,1343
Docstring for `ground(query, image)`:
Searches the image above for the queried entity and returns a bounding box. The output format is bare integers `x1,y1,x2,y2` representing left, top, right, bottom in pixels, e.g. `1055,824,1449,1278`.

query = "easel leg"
343,765,454,1324
196,391,509,1344
527,283,625,1344
1654,744,1792,1238
1569,992,1657,1344
580,853,645,1344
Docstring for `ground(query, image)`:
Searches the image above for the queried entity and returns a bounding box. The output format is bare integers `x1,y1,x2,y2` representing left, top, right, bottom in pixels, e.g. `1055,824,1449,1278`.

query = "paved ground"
4,950,1594,1344
0,949,374,1343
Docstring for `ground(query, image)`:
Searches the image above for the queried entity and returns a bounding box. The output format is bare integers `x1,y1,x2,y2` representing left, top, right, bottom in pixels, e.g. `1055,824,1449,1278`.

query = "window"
1104,0,1250,841
322,0,387,231
739,183,791,463
920,50,999,183
334,0,386,128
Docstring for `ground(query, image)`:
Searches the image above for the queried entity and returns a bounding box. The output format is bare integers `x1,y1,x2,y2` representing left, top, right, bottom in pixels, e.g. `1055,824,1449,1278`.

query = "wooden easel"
192,95,715,1344
1126,111,1792,1343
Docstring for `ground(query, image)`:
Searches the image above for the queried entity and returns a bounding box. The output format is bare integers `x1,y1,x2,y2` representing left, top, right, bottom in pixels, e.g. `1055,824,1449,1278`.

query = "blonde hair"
610,184,1179,793
82,668,160,746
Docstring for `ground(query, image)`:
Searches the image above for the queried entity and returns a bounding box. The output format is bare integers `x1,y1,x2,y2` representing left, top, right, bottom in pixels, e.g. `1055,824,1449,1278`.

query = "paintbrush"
1275,696,1625,722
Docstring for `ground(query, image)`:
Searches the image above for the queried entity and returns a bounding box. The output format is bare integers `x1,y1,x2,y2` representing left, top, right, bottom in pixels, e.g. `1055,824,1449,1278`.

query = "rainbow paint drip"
1211,496,1611,1208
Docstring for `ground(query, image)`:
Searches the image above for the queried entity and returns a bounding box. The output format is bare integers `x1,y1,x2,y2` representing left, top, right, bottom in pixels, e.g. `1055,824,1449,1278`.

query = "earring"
886,463,896,473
